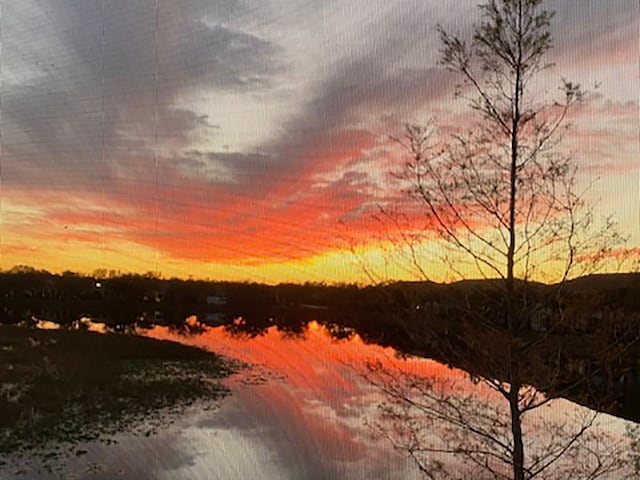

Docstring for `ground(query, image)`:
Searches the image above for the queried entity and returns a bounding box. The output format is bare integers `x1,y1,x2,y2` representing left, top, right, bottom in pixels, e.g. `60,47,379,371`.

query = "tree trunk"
509,7,525,477
510,381,525,480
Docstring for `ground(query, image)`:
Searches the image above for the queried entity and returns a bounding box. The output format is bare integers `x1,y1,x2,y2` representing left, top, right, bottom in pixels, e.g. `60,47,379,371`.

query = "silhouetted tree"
366,1,636,479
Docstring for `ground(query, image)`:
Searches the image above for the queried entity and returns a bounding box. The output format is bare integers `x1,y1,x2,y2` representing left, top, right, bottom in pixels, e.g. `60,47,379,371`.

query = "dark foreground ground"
0,326,237,463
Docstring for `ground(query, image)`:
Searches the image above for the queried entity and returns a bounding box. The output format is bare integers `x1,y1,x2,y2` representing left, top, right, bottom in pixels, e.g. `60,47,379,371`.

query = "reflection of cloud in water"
2,322,421,479
173,394,360,479
132,324,421,478
149,322,423,479
147,322,634,479
4,321,633,479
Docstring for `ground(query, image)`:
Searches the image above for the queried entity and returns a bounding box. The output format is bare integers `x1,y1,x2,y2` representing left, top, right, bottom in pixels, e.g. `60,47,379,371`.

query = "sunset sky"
1,0,638,283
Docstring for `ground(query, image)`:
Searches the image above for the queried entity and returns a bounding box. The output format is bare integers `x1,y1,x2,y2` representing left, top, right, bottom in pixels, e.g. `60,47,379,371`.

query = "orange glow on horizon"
2,137,637,285
2,225,636,285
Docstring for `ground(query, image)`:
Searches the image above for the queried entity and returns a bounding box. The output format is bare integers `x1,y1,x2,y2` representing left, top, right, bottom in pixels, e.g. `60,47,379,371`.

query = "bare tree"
362,1,636,479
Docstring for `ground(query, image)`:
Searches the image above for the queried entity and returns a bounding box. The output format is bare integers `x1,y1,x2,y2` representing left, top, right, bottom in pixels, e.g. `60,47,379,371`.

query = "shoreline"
0,325,239,468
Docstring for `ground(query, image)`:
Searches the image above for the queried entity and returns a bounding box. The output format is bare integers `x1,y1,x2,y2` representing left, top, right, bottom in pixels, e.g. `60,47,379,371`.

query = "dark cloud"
4,0,629,194
177,150,273,183
1,0,285,191
204,6,457,193
143,0,635,197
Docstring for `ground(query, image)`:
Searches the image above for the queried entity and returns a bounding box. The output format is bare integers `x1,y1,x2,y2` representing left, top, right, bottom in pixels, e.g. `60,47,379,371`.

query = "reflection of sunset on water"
141,321,428,479
149,320,466,393
1,319,634,479
144,321,632,479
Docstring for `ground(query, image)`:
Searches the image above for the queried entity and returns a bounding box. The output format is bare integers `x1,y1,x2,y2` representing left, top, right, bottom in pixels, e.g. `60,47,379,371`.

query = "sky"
1,0,638,283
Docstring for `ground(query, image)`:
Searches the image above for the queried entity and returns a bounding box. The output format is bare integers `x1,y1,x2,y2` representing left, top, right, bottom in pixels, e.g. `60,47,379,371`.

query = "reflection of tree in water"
340,286,638,479
364,356,632,480
222,308,639,478
223,312,311,339
166,315,208,337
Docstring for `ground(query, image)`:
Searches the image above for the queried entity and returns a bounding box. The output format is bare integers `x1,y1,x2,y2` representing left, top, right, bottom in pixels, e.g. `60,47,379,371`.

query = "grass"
0,325,237,460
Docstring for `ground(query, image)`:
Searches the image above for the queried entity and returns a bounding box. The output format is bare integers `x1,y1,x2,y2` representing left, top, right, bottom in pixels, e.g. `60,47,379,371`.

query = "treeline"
0,265,359,305
2,265,640,342
0,265,371,329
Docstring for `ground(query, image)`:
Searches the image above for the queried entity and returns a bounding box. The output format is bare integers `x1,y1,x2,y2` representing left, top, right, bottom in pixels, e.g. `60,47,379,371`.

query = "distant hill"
393,273,639,292
562,273,640,292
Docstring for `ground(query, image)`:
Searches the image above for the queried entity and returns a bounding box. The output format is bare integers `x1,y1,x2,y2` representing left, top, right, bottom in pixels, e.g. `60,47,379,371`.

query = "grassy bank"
0,325,237,459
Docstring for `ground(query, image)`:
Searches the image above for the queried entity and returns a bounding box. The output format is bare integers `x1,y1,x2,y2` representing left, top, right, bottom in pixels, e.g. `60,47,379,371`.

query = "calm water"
2,321,634,479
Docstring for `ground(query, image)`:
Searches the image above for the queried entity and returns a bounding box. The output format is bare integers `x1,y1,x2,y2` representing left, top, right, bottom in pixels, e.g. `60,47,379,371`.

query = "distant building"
206,295,227,306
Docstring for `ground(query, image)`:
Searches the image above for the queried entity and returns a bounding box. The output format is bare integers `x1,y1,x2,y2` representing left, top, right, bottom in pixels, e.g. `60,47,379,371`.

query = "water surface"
3,321,633,479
